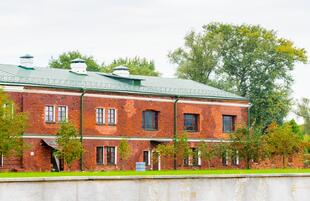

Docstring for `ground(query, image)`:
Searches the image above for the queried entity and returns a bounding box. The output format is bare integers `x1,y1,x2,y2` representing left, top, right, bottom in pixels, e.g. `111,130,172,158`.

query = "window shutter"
236,151,239,165
148,150,151,166
114,146,117,165
53,105,56,122
66,106,68,121
103,108,105,124
198,150,201,166
114,109,117,124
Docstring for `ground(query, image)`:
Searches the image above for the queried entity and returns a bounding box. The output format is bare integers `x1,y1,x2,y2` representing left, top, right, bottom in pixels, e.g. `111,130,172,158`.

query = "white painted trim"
2,86,24,92
3,85,250,107
53,105,56,122
158,154,161,171
114,146,117,165
22,134,230,143
198,150,201,166
148,150,151,166
24,89,82,96
114,109,117,125
236,150,239,165
178,100,249,108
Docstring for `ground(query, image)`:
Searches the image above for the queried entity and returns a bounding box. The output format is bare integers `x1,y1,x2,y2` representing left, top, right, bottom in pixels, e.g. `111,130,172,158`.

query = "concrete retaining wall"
0,174,309,201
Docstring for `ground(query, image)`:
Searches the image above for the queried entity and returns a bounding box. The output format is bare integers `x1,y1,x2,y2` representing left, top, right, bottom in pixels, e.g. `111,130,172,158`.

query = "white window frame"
96,108,105,125
45,105,55,123
58,106,68,122
108,108,117,125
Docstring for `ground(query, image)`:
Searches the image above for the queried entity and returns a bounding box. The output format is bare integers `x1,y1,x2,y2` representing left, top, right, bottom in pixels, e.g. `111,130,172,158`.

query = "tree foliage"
49,51,102,71
169,23,308,130
0,90,27,157
102,57,160,76
229,127,265,169
198,142,216,168
56,122,83,169
119,139,131,170
295,98,310,134
263,122,303,167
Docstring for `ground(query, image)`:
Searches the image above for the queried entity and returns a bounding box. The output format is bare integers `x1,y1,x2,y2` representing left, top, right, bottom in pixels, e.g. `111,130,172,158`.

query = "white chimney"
112,65,130,77
20,54,34,68
70,58,87,75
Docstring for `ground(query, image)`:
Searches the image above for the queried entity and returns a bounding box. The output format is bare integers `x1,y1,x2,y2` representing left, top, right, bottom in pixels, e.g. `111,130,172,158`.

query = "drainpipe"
248,103,252,129
173,96,179,170
80,89,85,171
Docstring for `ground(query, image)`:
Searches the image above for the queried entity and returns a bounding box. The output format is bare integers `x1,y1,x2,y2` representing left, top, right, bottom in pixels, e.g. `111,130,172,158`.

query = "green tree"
263,122,303,168
169,23,307,130
295,98,310,134
49,51,102,71
198,142,216,168
56,122,83,170
175,133,192,168
119,139,131,170
229,127,265,169
0,90,27,159
102,57,160,76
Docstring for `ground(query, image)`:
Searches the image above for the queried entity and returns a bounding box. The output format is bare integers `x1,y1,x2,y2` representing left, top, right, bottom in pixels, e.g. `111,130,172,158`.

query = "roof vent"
112,65,130,77
70,58,87,75
20,54,34,68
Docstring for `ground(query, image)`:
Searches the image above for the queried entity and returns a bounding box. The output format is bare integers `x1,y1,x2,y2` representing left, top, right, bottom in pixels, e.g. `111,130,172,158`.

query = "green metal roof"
0,64,247,101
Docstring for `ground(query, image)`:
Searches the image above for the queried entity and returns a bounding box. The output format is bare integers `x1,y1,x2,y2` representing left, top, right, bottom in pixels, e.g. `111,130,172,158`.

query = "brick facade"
0,86,300,172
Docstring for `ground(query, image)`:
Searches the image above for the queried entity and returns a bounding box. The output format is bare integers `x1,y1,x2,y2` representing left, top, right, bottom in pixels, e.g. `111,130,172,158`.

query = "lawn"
0,169,310,178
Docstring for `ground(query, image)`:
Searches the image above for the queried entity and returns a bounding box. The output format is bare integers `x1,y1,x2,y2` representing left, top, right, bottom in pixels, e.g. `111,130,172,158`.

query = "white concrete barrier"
0,174,309,201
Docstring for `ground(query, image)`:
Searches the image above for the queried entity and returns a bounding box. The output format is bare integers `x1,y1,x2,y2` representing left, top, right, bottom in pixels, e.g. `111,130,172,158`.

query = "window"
96,146,104,165
107,146,116,165
222,151,228,166
0,153,3,167
143,151,150,166
222,115,235,133
45,106,55,123
183,148,201,166
58,106,67,122
96,108,105,125
184,114,199,131
232,150,239,166
192,148,199,166
108,109,116,125
142,110,159,130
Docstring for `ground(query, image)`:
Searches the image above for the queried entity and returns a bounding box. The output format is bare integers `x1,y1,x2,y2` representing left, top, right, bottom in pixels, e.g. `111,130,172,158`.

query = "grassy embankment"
0,169,310,178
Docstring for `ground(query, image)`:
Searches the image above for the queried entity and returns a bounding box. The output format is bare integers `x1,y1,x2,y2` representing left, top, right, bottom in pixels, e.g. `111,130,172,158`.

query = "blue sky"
0,0,309,108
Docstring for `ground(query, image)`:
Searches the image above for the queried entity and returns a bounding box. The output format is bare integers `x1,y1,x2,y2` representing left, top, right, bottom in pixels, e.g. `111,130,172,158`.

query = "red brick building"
0,56,251,171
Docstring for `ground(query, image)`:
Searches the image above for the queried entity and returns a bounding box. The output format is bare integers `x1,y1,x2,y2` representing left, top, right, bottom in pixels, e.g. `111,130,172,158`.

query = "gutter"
80,89,86,171
173,96,179,170
248,103,252,128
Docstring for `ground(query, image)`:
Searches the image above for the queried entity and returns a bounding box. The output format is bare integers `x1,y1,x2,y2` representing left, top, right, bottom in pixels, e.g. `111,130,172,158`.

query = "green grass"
0,169,310,178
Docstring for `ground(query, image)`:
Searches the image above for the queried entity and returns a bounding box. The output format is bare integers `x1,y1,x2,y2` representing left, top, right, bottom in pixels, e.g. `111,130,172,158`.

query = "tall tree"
198,142,216,168
169,23,307,129
0,90,27,158
229,127,265,169
56,122,83,170
263,122,303,168
102,57,160,76
49,51,101,71
119,139,131,170
295,98,310,134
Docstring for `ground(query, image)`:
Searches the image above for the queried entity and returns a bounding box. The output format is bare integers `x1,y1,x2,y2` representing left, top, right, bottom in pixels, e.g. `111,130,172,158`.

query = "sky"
0,0,309,119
